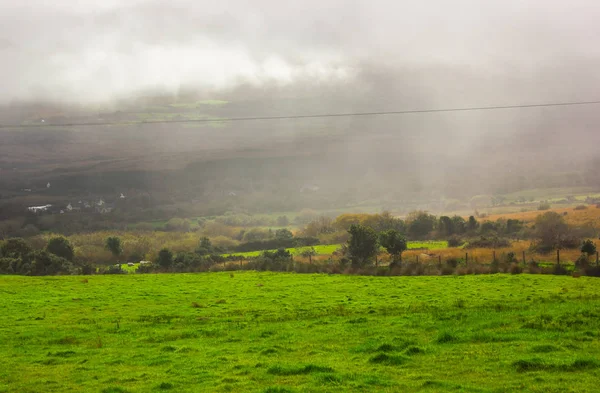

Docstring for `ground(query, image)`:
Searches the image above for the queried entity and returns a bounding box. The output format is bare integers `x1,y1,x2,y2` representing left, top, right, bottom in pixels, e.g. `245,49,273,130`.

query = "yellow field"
483,205,600,227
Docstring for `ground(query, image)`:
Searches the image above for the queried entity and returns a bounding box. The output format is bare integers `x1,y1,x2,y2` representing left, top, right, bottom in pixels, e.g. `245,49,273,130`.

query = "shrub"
46,237,74,261
157,248,173,268
465,237,510,249
103,264,125,275
447,236,464,248
552,264,569,275
509,263,522,274
537,201,551,211
580,239,597,256
574,205,587,210
575,253,590,269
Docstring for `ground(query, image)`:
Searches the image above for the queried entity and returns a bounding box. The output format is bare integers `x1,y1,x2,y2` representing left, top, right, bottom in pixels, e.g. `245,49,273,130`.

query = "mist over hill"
1,0,600,218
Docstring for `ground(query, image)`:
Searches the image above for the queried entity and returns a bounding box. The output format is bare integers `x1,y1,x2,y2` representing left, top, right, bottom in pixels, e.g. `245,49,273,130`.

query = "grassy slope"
1,273,599,392
224,241,448,258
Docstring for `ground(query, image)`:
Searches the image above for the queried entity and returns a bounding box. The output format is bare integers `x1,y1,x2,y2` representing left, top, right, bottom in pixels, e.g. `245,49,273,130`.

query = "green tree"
347,224,379,267
379,229,407,267
275,228,294,241
406,211,437,239
105,237,123,258
438,216,454,237
300,247,317,264
581,239,597,257
46,236,74,261
0,238,31,260
467,216,479,233
157,248,173,268
451,216,467,234
196,237,213,255
276,216,290,227
534,212,569,252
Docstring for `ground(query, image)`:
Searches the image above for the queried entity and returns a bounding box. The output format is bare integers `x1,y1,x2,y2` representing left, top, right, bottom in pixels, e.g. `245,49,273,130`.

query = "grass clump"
368,353,408,366
530,344,561,353
435,332,459,344
267,364,334,376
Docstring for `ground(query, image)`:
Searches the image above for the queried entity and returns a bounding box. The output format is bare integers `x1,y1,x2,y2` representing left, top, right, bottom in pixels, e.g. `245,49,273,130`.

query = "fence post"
557,249,560,266
596,251,599,266
522,251,526,264
465,252,468,265
438,255,442,266
240,258,243,268
416,255,419,264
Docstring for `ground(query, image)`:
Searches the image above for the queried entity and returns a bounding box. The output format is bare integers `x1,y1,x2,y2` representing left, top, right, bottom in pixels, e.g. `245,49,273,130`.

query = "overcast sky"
1,0,600,105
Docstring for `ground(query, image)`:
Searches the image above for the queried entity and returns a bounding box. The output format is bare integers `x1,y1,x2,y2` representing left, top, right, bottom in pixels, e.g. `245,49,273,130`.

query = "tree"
406,211,436,239
46,236,74,261
347,224,379,267
196,237,213,255
581,239,597,257
438,216,454,237
275,228,294,241
379,229,407,267
0,238,31,260
300,247,317,264
467,216,479,233
105,237,123,258
276,216,290,227
157,248,173,268
534,212,570,252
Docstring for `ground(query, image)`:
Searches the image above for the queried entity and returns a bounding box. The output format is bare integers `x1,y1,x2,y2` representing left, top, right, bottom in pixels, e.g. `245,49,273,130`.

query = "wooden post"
557,249,560,265
438,255,442,266
465,252,468,265
522,251,526,264
375,254,378,267
416,255,419,264
596,251,599,266
493,250,496,263
240,258,243,268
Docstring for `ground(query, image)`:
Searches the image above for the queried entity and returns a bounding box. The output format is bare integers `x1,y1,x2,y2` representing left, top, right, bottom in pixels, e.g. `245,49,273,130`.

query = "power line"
2,99,600,129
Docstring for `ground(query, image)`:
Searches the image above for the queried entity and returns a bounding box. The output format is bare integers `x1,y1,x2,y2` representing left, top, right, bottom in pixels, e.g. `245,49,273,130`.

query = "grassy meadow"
1,273,599,392
224,241,449,259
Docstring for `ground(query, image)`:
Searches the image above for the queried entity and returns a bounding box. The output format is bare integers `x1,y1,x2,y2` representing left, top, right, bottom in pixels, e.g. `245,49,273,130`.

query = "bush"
537,201,551,211
157,248,173,269
447,236,464,248
509,263,522,274
581,239,597,256
465,237,511,249
575,253,590,269
552,264,569,275
46,237,75,261
574,205,587,211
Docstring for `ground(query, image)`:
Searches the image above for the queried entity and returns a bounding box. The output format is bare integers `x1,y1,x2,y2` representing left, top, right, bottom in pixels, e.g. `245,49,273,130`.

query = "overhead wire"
1,99,600,129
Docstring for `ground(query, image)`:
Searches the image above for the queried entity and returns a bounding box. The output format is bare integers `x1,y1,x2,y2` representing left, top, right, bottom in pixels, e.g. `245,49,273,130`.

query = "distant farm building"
28,204,52,213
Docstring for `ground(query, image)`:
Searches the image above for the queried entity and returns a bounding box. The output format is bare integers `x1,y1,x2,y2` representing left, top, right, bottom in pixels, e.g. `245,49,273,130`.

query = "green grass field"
1,273,599,392
224,241,449,259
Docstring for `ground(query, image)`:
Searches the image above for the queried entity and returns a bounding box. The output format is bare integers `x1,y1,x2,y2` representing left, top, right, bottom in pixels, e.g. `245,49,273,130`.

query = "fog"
2,0,600,211
2,0,600,105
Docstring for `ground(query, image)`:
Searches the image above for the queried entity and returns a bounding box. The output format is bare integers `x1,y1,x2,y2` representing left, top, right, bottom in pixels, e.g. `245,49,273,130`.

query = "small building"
28,204,52,213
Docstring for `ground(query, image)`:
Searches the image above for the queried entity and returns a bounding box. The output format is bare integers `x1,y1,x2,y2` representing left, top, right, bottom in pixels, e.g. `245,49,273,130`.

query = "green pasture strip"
1,273,599,392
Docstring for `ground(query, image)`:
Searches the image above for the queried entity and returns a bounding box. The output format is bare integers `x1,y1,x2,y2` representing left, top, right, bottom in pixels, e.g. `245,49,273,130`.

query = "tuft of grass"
263,387,294,393
368,353,408,366
267,364,335,376
530,344,561,353
101,388,130,393
435,332,459,344
156,382,174,390
404,345,425,355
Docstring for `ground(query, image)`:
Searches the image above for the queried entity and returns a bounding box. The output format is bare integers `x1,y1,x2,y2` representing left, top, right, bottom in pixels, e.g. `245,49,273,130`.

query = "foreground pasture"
0,273,599,392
